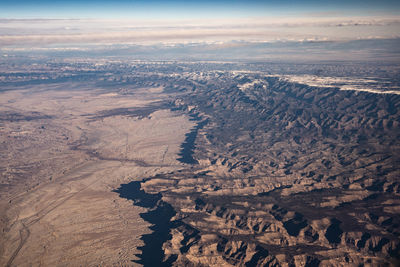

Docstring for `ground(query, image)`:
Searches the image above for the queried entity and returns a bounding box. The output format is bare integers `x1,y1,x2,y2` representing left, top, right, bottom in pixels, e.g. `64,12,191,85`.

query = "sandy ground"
0,84,194,266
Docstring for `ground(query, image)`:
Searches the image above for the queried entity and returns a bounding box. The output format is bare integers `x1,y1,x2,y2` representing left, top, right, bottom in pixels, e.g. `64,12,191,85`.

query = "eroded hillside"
122,69,400,266
1,60,399,266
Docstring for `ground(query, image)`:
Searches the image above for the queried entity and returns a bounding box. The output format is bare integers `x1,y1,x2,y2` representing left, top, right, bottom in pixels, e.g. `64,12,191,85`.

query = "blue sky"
1,0,399,51
1,0,400,19
1,0,399,63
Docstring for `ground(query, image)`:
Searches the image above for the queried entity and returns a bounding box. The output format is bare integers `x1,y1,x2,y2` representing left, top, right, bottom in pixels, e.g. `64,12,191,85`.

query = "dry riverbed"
0,84,194,266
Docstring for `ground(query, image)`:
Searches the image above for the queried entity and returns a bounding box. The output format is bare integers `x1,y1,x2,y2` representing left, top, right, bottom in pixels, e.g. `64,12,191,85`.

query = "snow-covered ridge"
238,79,266,92
279,74,400,95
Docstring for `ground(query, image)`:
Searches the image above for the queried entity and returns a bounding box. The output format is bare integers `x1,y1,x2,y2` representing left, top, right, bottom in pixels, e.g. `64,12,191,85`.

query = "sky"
1,0,400,62
1,0,400,19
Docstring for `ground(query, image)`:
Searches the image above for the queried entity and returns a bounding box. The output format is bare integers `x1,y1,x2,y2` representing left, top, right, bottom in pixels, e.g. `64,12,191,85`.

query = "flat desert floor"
0,84,194,266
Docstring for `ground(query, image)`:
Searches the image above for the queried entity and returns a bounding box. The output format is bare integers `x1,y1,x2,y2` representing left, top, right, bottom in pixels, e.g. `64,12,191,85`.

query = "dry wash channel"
0,83,195,266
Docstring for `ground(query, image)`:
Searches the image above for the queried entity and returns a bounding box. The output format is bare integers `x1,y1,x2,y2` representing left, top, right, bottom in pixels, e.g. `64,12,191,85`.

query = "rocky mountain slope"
125,70,400,266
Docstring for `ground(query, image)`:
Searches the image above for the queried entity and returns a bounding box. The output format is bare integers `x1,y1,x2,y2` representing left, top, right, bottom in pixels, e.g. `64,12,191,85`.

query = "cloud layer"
1,17,400,46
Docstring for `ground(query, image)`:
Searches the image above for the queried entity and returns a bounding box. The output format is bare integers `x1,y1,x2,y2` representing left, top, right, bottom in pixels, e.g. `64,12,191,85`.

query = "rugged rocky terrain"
122,68,400,266
1,60,399,266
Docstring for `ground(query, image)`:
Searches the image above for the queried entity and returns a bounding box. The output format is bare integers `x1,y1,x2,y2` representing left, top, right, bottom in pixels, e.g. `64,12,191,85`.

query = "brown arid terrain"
152,71,400,266
0,81,195,266
0,60,399,267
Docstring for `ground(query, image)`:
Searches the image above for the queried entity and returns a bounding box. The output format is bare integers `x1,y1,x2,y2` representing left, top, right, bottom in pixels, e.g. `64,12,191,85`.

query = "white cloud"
0,16,399,46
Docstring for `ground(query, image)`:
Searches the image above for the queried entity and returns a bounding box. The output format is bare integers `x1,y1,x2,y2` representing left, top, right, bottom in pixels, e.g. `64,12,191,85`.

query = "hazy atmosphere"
1,0,400,61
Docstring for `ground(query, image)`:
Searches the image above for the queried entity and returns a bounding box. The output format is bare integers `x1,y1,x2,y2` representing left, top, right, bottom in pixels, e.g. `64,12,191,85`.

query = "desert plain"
0,82,194,266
